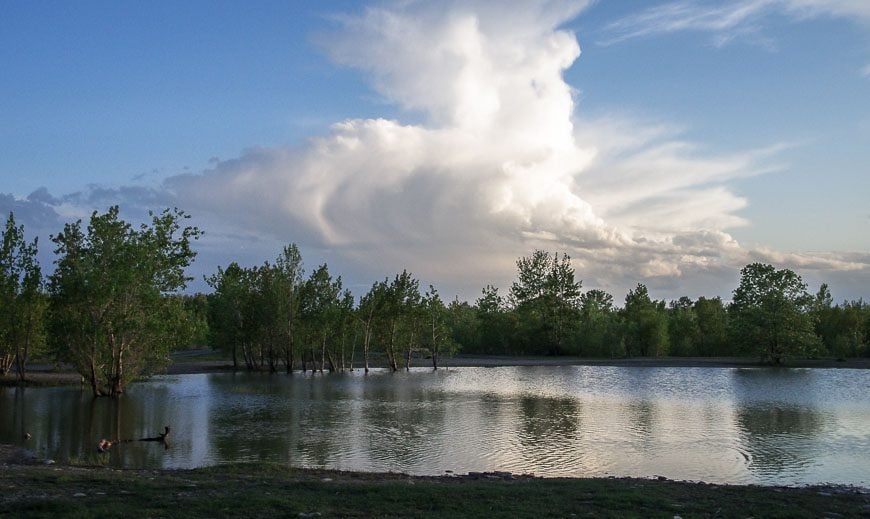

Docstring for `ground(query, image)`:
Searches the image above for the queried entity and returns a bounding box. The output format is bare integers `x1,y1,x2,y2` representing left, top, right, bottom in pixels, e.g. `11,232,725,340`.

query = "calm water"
2,366,868,486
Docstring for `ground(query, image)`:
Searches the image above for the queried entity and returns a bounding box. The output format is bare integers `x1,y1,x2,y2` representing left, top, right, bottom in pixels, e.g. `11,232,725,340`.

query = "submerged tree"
49,206,201,397
274,244,304,373
0,212,47,380
421,285,456,369
729,263,819,365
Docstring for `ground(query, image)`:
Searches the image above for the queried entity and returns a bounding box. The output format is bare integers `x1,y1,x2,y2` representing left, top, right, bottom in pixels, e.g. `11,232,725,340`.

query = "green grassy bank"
1,461,868,518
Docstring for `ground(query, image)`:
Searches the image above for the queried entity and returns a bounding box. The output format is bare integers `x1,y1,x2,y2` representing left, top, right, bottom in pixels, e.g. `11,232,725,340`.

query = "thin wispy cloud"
599,0,870,46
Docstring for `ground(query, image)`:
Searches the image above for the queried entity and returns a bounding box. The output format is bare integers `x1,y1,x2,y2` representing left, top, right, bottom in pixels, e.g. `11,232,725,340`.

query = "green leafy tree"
357,280,387,373
729,263,819,365
0,212,47,380
274,245,304,372
475,285,514,354
578,289,620,357
447,297,477,354
693,296,729,356
622,284,669,357
206,262,247,369
421,285,456,369
299,264,343,372
49,206,200,396
667,297,699,356
381,270,422,371
509,251,581,355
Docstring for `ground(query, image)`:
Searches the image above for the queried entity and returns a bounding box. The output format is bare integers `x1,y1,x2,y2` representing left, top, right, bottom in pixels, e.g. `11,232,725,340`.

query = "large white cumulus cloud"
164,0,866,298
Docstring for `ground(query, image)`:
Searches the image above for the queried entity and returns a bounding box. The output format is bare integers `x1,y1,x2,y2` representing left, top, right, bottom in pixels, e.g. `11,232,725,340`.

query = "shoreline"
3,354,869,387
1,453,868,517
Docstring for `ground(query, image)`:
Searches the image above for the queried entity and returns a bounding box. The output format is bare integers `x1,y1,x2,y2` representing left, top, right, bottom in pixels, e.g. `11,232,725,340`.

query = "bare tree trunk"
111,337,124,397
363,325,371,373
319,335,326,374
349,328,357,372
89,355,101,397
327,351,337,373
387,322,398,372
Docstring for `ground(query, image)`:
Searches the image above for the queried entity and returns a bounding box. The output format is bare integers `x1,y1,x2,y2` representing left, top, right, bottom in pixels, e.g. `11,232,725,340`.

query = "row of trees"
2,206,869,397
0,208,200,396
206,246,456,374
463,252,870,364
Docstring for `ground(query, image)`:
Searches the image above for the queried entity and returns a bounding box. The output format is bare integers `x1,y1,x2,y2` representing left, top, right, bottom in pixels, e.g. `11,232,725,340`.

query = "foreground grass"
1,463,868,518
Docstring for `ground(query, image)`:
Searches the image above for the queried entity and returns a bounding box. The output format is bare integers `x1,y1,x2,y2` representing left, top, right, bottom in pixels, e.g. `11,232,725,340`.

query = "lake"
2,366,868,486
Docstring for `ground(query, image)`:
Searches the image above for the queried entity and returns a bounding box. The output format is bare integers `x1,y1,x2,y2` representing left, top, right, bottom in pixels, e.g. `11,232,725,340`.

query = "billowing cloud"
155,0,866,300
11,1,867,301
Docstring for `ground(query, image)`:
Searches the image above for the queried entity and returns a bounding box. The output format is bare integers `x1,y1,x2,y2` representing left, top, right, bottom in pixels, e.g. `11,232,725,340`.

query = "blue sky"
2,0,869,302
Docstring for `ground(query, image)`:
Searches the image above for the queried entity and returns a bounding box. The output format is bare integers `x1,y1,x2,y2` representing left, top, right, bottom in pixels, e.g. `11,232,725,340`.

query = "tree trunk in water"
320,334,326,374
286,345,294,374
432,351,438,370
89,356,102,397
327,351,337,373
111,341,124,397
363,326,371,373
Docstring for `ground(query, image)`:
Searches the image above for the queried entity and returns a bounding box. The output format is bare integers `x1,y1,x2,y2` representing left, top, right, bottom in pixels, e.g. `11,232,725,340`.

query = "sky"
1,0,869,303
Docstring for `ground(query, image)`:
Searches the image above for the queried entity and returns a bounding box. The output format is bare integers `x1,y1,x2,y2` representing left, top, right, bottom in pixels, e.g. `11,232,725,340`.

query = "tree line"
2,208,869,398
464,251,870,364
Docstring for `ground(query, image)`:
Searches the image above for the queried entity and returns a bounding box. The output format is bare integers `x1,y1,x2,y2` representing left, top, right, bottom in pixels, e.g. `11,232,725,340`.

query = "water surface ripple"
2,365,868,486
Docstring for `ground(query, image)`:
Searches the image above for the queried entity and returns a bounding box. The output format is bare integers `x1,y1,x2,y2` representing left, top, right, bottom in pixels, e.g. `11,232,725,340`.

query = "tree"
578,289,620,358
667,297,699,357
299,264,343,372
509,251,581,355
357,280,387,373
447,297,477,354
381,270,421,371
421,285,456,369
622,284,669,357
0,212,47,381
274,245,304,372
206,262,247,369
49,206,201,396
475,285,513,354
729,263,819,365
693,297,728,356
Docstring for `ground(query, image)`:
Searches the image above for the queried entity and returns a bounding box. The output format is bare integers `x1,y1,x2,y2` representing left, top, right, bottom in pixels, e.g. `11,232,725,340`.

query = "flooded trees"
0,213,46,381
299,264,346,372
421,286,456,369
274,245,304,373
49,206,200,397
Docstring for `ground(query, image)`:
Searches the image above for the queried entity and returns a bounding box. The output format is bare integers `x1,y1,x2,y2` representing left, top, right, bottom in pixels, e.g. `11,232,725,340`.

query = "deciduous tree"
729,263,819,364
49,206,200,396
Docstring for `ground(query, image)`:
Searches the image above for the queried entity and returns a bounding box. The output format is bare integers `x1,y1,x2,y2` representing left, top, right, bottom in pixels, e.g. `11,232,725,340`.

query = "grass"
1,463,867,518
